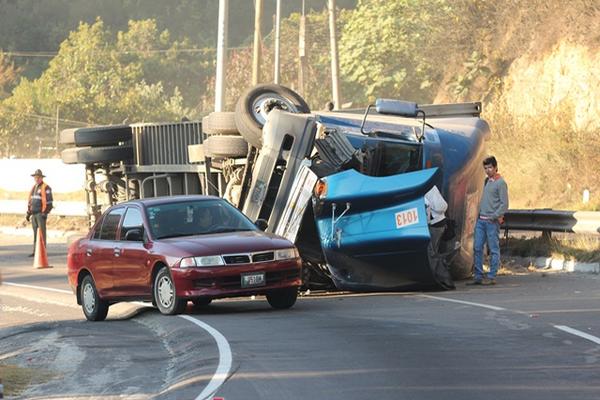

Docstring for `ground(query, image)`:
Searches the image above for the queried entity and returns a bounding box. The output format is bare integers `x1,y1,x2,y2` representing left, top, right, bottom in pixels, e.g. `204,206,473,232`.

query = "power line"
0,105,93,126
2,45,254,58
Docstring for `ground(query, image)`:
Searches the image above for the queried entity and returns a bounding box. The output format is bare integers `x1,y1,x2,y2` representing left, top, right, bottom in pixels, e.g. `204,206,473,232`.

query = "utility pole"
273,0,281,84
298,0,306,95
55,105,60,156
252,0,263,86
215,0,229,112
328,0,341,110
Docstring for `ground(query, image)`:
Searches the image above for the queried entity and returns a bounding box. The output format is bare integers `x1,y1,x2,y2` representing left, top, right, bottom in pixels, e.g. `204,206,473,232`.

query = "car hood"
159,230,293,256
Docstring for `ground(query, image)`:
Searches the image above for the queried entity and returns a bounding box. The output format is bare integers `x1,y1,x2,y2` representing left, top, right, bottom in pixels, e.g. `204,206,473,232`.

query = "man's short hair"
483,156,497,167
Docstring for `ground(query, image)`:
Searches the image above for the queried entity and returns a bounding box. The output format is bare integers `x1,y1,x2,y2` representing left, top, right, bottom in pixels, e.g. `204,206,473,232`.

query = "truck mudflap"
313,167,453,291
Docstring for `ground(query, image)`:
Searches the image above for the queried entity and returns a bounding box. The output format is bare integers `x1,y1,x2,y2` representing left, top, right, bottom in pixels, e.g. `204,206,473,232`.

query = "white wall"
0,158,85,193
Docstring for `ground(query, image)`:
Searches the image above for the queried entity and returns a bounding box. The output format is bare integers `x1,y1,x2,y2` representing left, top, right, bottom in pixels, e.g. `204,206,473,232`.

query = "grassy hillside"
434,0,600,210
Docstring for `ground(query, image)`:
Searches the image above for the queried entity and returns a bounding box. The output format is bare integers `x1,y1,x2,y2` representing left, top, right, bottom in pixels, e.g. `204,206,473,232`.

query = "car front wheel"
154,267,187,315
80,275,109,321
266,287,298,309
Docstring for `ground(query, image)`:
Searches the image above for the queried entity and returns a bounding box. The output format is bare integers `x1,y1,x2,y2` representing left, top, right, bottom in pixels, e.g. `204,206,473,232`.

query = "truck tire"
59,125,132,146
234,84,310,149
202,112,239,135
204,135,248,158
61,145,133,165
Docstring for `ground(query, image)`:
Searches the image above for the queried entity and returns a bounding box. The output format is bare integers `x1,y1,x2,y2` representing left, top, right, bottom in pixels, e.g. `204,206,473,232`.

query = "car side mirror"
254,219,268,231
125,228,144,242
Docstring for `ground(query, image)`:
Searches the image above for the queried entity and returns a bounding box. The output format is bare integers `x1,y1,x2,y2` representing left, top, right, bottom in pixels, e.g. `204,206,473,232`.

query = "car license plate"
241,272,266,288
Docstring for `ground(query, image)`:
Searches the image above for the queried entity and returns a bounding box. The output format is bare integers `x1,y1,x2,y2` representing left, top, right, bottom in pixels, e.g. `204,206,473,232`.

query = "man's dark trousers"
31,213,47,253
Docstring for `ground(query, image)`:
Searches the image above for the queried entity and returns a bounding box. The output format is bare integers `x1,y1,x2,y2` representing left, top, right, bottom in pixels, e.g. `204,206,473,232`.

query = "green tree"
339,0,452,103
0,18,192,157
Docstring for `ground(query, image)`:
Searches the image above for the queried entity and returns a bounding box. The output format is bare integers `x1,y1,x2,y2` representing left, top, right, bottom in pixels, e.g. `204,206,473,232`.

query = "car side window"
92,216,104,240
99,208,124,241
121,207,144,241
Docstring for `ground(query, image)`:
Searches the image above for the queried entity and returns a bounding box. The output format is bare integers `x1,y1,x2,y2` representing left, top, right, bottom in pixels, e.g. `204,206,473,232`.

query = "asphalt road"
1,232,600,399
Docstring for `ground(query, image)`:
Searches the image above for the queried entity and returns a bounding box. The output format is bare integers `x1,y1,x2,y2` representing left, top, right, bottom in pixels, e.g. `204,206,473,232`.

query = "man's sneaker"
466,279,483,286
483,279,496,285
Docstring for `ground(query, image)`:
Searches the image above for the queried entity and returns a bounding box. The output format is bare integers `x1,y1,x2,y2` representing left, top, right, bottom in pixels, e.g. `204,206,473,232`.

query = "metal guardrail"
503,209,600,236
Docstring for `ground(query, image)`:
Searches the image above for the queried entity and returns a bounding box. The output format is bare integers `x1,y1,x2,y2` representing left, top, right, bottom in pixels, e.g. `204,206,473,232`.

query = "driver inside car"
197,207,215,232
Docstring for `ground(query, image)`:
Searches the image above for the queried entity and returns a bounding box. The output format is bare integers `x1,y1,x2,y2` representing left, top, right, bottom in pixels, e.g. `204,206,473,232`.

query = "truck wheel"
202,112,239,135
60,125,132,146
61,145,133,165
204,135,248,158
235,84,310,149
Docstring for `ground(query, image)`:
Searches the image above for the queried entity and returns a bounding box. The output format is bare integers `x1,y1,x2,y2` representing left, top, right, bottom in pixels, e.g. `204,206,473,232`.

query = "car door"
88,207,125,296
111,206,152,297
313,167,439,291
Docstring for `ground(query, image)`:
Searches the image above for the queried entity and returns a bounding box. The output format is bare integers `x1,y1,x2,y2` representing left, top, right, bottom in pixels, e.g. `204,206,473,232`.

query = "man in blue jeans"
468,156,509,285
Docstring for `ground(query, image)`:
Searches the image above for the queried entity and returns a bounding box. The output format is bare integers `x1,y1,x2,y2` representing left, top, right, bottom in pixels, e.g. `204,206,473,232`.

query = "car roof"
116,195,223,208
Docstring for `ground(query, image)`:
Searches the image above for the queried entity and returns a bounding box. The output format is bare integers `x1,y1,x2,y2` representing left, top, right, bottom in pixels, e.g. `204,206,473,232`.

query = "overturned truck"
61,84,489,291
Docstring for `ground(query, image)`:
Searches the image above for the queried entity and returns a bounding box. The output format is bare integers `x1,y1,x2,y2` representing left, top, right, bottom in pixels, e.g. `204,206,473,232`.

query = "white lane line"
554,325,600,345
4,282,232,400
419,294,506,311
179,315,232,400
3,281,72,294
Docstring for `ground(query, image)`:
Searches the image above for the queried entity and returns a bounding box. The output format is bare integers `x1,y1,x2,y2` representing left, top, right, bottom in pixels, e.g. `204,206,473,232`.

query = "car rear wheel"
266,287,298,309
191,298,212,308
80,275,109,321
154,267,187,315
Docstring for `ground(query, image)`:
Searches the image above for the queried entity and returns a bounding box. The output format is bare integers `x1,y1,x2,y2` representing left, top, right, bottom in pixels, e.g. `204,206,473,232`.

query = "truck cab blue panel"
314,168,440,290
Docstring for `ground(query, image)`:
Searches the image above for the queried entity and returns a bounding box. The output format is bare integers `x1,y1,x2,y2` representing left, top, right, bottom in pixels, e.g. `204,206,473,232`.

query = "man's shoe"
466,280,482,286
483,279,496,285
28,253,35,257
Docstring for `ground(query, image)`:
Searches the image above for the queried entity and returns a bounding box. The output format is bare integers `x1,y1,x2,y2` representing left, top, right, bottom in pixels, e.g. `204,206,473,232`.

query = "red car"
67,195,302,321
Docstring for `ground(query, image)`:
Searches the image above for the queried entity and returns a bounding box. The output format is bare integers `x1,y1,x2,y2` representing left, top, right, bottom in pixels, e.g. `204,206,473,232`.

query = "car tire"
266,287,298,309
191,298,212,308
202,112,239,135
61,145,133,165
154,267,187,315
234,84,310,149
60,125,132,146
204,135,248,158
80,275,109,321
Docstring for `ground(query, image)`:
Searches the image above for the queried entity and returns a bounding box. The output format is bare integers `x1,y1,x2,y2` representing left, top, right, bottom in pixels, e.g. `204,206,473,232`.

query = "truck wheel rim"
252,94,298,125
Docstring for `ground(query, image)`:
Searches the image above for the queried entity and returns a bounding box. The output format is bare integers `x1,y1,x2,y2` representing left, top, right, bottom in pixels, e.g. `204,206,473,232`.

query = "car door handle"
86,248,93,256
113,247,121,257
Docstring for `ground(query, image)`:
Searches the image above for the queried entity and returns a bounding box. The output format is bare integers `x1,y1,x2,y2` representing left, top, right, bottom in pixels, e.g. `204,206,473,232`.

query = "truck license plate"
241,272,266,288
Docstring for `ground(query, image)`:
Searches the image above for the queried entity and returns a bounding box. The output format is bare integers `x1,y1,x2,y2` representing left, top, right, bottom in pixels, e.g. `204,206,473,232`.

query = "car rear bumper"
171,257,302,298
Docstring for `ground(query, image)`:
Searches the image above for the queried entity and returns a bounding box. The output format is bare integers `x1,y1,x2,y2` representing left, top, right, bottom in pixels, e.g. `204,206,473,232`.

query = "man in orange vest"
26,169,53,257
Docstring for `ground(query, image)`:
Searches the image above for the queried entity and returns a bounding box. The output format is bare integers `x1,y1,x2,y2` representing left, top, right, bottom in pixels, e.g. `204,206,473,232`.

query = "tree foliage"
0,19,195,156
339,0,452,103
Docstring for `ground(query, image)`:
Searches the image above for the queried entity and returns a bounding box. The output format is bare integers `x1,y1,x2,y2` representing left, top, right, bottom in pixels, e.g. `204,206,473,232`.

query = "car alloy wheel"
154,267,187,315
80,275,109,321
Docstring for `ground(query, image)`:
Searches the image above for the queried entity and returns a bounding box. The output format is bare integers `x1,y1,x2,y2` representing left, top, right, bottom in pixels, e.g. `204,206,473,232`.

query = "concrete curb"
506,255,600,274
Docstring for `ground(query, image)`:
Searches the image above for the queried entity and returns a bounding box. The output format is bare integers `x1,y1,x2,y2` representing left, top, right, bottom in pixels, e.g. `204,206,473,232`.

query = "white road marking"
179,315,232,400
3,281,232,400
3,281,72,294
419,294,506,311
554,325,600,345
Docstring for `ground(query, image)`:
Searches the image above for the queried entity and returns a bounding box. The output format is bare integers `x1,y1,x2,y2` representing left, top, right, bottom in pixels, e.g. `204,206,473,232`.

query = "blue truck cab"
245,98,490,290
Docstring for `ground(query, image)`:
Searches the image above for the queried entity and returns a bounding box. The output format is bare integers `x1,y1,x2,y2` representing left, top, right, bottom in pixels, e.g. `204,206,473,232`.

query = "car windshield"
147,199,257,239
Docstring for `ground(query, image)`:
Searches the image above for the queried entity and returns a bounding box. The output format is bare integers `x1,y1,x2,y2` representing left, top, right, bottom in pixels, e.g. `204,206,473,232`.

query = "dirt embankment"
436,1,600,210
